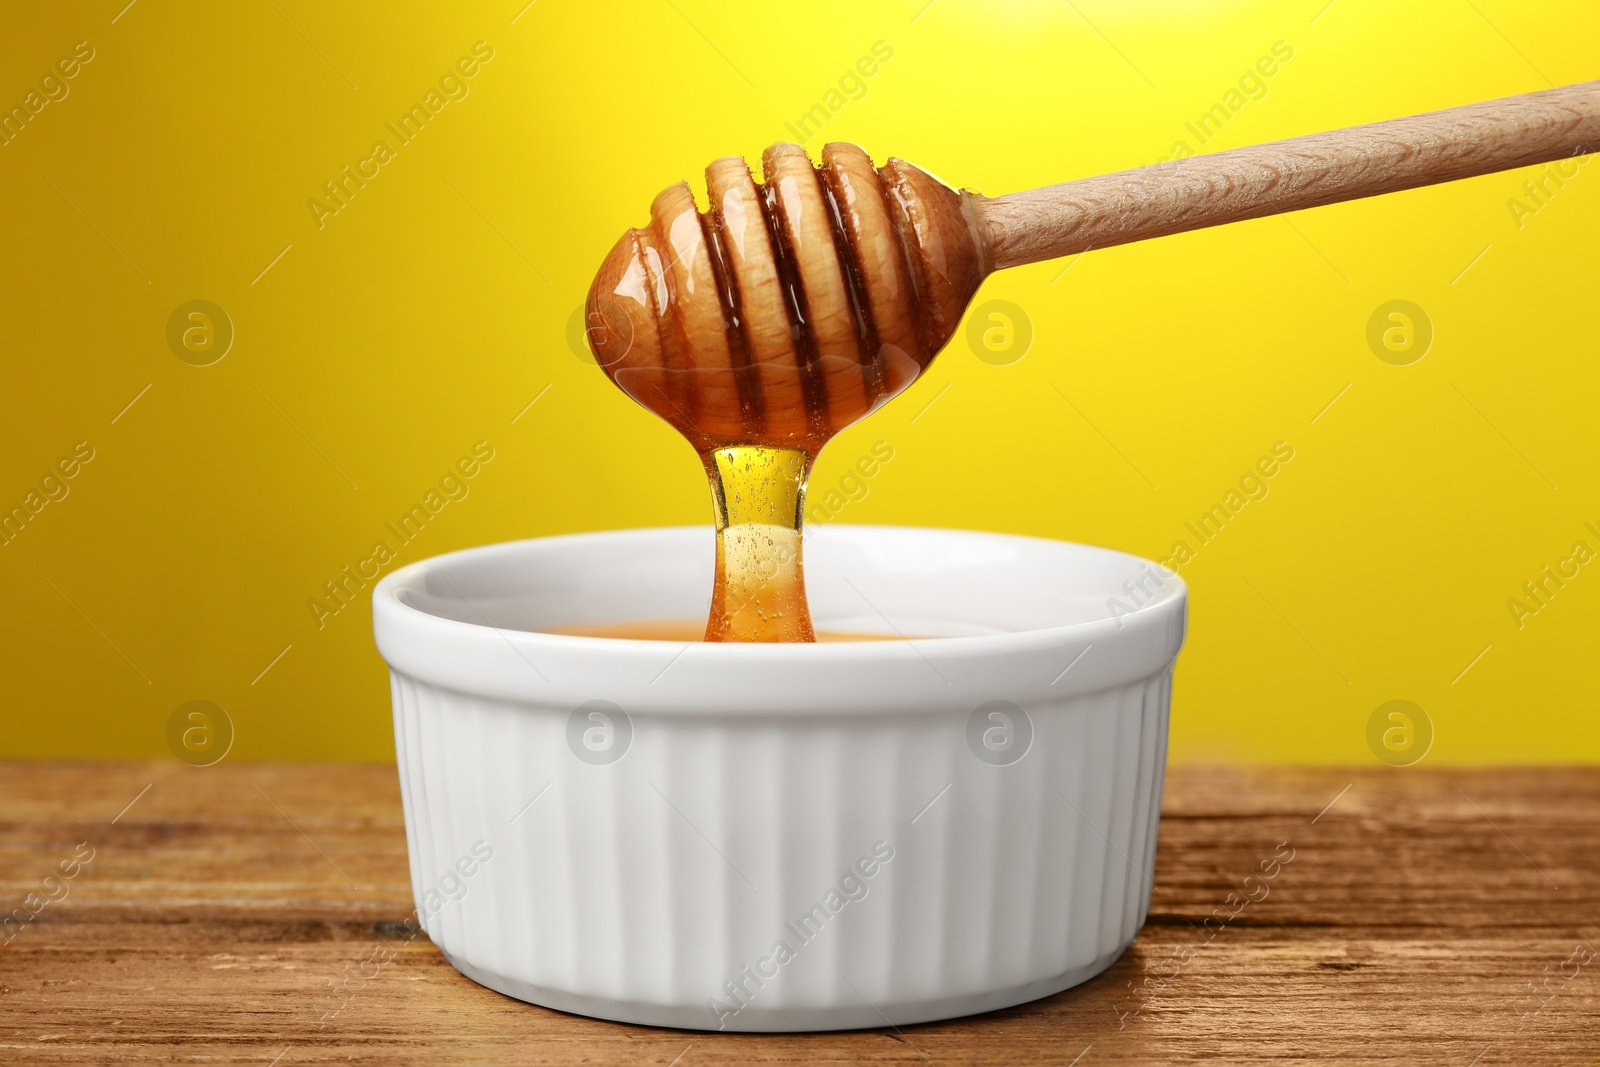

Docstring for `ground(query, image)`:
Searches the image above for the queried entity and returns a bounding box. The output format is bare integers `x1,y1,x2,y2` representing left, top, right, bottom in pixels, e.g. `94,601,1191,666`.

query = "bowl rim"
373,523,1185,652
372,525,1187,712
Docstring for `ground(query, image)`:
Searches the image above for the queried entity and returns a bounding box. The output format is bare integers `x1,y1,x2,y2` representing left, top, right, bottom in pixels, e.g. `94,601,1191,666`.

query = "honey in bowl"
548,621,904,642
584,142,985,643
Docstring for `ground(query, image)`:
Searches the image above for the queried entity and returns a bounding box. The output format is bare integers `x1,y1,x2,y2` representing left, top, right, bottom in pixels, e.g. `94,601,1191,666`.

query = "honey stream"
702,445,814,642
586,144,982,642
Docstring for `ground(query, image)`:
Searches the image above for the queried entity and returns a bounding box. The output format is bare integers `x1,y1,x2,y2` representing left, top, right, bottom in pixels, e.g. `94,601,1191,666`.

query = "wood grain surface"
2,762,1596,1065
974,79,1600,270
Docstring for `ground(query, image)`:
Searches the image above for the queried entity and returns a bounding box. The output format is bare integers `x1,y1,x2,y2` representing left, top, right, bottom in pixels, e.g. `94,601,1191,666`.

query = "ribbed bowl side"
390,667,1171,1018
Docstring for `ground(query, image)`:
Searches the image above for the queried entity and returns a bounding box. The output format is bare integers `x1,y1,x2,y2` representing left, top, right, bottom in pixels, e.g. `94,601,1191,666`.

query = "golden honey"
585,144,983,642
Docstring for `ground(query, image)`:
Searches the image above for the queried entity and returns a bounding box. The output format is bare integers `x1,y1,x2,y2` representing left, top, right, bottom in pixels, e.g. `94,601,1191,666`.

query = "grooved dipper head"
585,142,986,452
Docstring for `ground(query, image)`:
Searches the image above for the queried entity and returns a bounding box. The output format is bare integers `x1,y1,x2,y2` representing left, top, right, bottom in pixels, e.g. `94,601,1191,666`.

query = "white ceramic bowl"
372,524,1185,1032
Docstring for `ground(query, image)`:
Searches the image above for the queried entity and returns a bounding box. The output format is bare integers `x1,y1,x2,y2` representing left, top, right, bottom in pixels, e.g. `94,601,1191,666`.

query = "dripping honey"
586,143,973,643
547,620,906,642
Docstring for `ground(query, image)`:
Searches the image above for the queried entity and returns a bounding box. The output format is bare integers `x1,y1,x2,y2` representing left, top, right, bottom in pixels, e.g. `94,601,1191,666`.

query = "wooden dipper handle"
972,80,1600,271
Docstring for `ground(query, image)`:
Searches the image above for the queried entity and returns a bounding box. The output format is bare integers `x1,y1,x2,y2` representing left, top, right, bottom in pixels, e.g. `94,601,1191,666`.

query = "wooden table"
2,763,1596,1065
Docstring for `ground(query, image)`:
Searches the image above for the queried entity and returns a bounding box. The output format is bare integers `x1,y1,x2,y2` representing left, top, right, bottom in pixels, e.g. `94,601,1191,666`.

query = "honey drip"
585,142,986,642
703,446,813,642
548,620,905,642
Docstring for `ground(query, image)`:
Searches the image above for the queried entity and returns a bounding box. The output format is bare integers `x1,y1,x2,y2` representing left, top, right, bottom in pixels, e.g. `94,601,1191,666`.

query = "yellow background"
1,0,1594,764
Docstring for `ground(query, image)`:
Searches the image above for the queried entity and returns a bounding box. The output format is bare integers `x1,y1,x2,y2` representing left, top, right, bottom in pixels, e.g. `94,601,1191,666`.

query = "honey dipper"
584,80,1598,643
